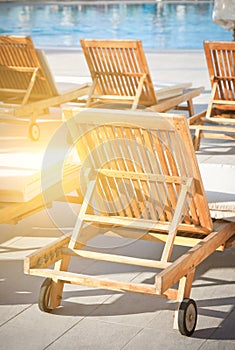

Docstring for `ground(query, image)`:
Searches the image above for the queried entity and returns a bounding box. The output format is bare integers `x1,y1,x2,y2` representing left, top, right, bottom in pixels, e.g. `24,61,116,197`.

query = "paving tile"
199,340,235,350
210,308,235,341
46,318,142,350
0,304,31,327
87,291,167,328
195,307,235,345
122,327,205,350
0,261,42,302
0,236,59,260
0,304,84,350
60,241,174,330
186,252,234,337
196,141,235,165
57,283,118,317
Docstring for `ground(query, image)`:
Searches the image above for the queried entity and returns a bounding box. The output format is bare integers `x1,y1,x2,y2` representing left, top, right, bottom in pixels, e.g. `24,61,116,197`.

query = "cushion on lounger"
199,163,235,222
0,153,71,202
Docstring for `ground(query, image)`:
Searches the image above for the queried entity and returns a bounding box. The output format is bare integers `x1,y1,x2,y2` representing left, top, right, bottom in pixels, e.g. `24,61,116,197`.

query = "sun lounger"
189,41,235,150
24,108,235,336
80,39,204,115
0,153,82,225
0,36,90,140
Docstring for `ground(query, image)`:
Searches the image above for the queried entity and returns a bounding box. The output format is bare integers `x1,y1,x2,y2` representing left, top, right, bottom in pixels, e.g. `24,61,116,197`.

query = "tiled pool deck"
0,50,234,349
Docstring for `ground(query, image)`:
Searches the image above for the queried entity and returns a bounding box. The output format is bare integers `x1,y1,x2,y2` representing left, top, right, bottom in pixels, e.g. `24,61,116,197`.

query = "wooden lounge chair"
24,108,235,336
80,39,204,115
189,41,235,150
0,36,90,140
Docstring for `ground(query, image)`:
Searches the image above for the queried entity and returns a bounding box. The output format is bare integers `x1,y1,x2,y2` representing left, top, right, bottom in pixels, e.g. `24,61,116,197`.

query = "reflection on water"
0,2,230,50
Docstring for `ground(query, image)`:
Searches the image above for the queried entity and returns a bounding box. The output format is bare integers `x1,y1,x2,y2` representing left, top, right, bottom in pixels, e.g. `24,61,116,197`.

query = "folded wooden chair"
25,109,235,336
189,41,235,150
80,39,204,115
0,36,90,140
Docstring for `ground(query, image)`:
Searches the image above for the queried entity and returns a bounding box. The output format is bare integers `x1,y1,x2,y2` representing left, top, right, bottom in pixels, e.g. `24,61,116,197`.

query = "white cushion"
199,163,235,222
0,153,68,202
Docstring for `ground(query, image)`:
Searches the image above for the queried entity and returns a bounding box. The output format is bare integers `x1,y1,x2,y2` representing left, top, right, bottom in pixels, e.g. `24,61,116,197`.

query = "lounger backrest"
0,36,58,103
204,41,235,102
68,109,213,234
36,49,59,96
80,39,157,106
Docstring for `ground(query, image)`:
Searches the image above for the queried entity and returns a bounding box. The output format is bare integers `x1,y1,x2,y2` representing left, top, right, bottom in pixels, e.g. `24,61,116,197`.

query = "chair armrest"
188,110,206,125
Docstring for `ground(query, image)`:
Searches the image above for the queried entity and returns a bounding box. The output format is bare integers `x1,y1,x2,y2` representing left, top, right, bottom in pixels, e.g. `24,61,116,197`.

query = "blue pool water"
0,2,232,50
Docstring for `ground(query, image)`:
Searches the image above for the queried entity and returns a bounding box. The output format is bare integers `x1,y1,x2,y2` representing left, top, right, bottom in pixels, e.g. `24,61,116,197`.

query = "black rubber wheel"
28,123,40,141
38,278,53,313
178,298,197,336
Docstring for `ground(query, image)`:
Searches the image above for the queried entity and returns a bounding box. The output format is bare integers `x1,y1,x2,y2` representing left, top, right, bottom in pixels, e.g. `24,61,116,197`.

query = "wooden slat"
161,179,193,262
29,268,157,295
29,267,178,299
62,247,171,269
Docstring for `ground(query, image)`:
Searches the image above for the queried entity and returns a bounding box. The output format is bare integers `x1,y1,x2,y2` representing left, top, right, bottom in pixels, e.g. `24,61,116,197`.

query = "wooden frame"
24,109,235,335
189,41,235,150
0,36,90,139
80,39,204,116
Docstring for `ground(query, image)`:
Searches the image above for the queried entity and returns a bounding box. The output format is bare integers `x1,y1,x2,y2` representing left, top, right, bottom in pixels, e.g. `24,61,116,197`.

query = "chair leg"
187,99,194,117
193,128,202,151
206,82,217,119
48,255,71,309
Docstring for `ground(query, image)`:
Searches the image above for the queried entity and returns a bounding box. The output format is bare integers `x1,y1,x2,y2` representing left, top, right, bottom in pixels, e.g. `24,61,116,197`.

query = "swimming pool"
0,2,231,50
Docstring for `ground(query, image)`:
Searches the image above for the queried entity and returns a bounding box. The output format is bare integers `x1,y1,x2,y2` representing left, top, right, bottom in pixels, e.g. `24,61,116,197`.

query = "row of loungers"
1,36,234,145
0,36,234,337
